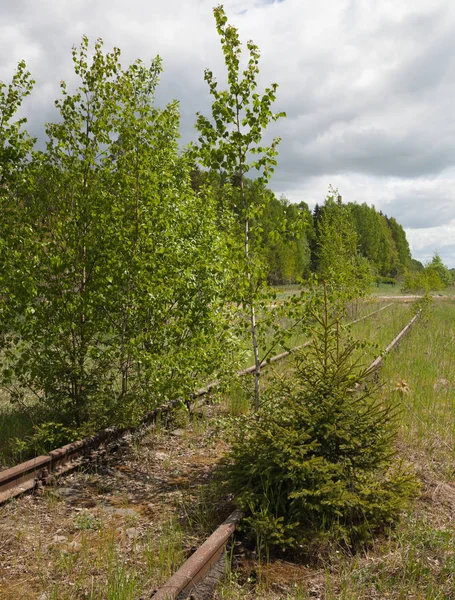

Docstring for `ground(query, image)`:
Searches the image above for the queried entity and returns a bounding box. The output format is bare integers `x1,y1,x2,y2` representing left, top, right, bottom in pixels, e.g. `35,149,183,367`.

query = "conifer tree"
223,286,416,553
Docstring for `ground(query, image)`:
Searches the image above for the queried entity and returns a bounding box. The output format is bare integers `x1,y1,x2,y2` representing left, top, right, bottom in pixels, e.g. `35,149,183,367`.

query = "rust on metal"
0,303,416,506
151,509,242,600
0,455,51,503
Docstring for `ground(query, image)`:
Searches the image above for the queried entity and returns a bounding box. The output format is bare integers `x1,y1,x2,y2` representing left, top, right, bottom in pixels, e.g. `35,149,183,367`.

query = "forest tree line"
192,170,415,286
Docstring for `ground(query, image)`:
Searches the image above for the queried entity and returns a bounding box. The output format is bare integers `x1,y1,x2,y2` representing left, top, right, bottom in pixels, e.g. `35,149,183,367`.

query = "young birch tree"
0,61,35,338
195,5,285,409
0,39,234,442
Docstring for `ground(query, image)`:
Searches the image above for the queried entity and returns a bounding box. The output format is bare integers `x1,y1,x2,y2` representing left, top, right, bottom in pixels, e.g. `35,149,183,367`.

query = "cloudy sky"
1,0,455,266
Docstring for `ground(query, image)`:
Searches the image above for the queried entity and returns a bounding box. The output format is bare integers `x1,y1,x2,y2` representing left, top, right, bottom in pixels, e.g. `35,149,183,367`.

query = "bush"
376,276,397,286
403,253,451,293
222,290,417,555
403,270,444,293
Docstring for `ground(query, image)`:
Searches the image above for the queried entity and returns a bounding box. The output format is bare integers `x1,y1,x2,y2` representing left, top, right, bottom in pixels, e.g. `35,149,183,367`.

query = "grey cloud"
306,127,453,178
385,189,455,229
408,241,455,268
258,2,455,184
2,0,455,268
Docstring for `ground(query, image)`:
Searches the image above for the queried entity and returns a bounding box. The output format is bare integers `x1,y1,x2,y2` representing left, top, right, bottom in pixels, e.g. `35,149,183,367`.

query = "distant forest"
191,169,416,286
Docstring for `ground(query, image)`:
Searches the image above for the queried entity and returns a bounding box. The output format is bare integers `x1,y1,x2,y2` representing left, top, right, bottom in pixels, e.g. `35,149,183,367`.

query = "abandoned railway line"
150,306,421,600
0,299,423,600
0,300,398,506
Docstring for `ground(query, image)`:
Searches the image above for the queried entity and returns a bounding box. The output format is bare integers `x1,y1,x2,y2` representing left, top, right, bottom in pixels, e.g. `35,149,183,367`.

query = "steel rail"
367,310,420,373
150,509,242,600
148,308,421,600
349,301,394,325
0,300,396,505
237,302,395,376
0,400,183,504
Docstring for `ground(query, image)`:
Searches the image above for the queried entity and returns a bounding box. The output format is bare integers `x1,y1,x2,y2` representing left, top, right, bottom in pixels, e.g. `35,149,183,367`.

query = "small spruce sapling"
222,285,417,555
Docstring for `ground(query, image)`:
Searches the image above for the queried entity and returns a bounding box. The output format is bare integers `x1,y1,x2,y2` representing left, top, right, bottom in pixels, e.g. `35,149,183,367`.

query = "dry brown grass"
0,404,230,599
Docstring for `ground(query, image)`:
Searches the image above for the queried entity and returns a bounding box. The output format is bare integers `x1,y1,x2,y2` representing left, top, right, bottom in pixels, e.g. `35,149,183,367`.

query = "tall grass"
380,299,455,468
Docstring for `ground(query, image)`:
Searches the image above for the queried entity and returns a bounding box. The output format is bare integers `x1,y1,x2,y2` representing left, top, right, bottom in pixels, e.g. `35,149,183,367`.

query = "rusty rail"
237,302,395,376
148,307,420,600
0,400,182,504
0,300,397,505
349,301,394,325
151,510,242,600
367,310,420,373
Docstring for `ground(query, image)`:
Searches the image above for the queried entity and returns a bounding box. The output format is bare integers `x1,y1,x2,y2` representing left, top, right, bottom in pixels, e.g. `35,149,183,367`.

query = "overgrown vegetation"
2,299,454,599
194,5,289,409
403,252,453,293
1,7,448,595
0,5,420,440
0,36,236,446
315,189,374,295
222,287,417,555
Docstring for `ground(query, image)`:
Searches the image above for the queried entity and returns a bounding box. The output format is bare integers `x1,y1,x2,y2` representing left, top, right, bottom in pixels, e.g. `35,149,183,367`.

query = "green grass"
0,391,52,467
216,298,455,599
3,299,454,599
239,296,412,369
45,517,185,599
381,299,455,467
371,281,406,296
349,299,416,364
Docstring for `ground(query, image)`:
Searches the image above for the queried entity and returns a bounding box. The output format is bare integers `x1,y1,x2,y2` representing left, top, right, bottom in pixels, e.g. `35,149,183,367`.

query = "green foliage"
194,5,285,183
426,252,452,287
0,61,36,339
73,511,102,531
403,253,451,293
403,271,441,293
0,12,420,452
0,38,235,438
387,216,412,273
314,199,411,280
194,4,286,409
410,258,425,272
0,60,35,185
11,422,80,458
316,188,374,299
350,204,401,276
190,168,311,285
222,288,417,554
375,276,397,286
262,195,311,285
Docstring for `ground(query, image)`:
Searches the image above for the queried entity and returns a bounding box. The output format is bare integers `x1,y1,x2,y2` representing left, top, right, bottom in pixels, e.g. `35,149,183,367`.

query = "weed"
73,510,102,531
143,518,185,583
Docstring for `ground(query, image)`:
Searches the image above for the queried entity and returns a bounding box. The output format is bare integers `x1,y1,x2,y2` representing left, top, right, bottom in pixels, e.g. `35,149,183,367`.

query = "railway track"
0,300,397,506
150,308,422,600
0,303,420,599
0,300,399,506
